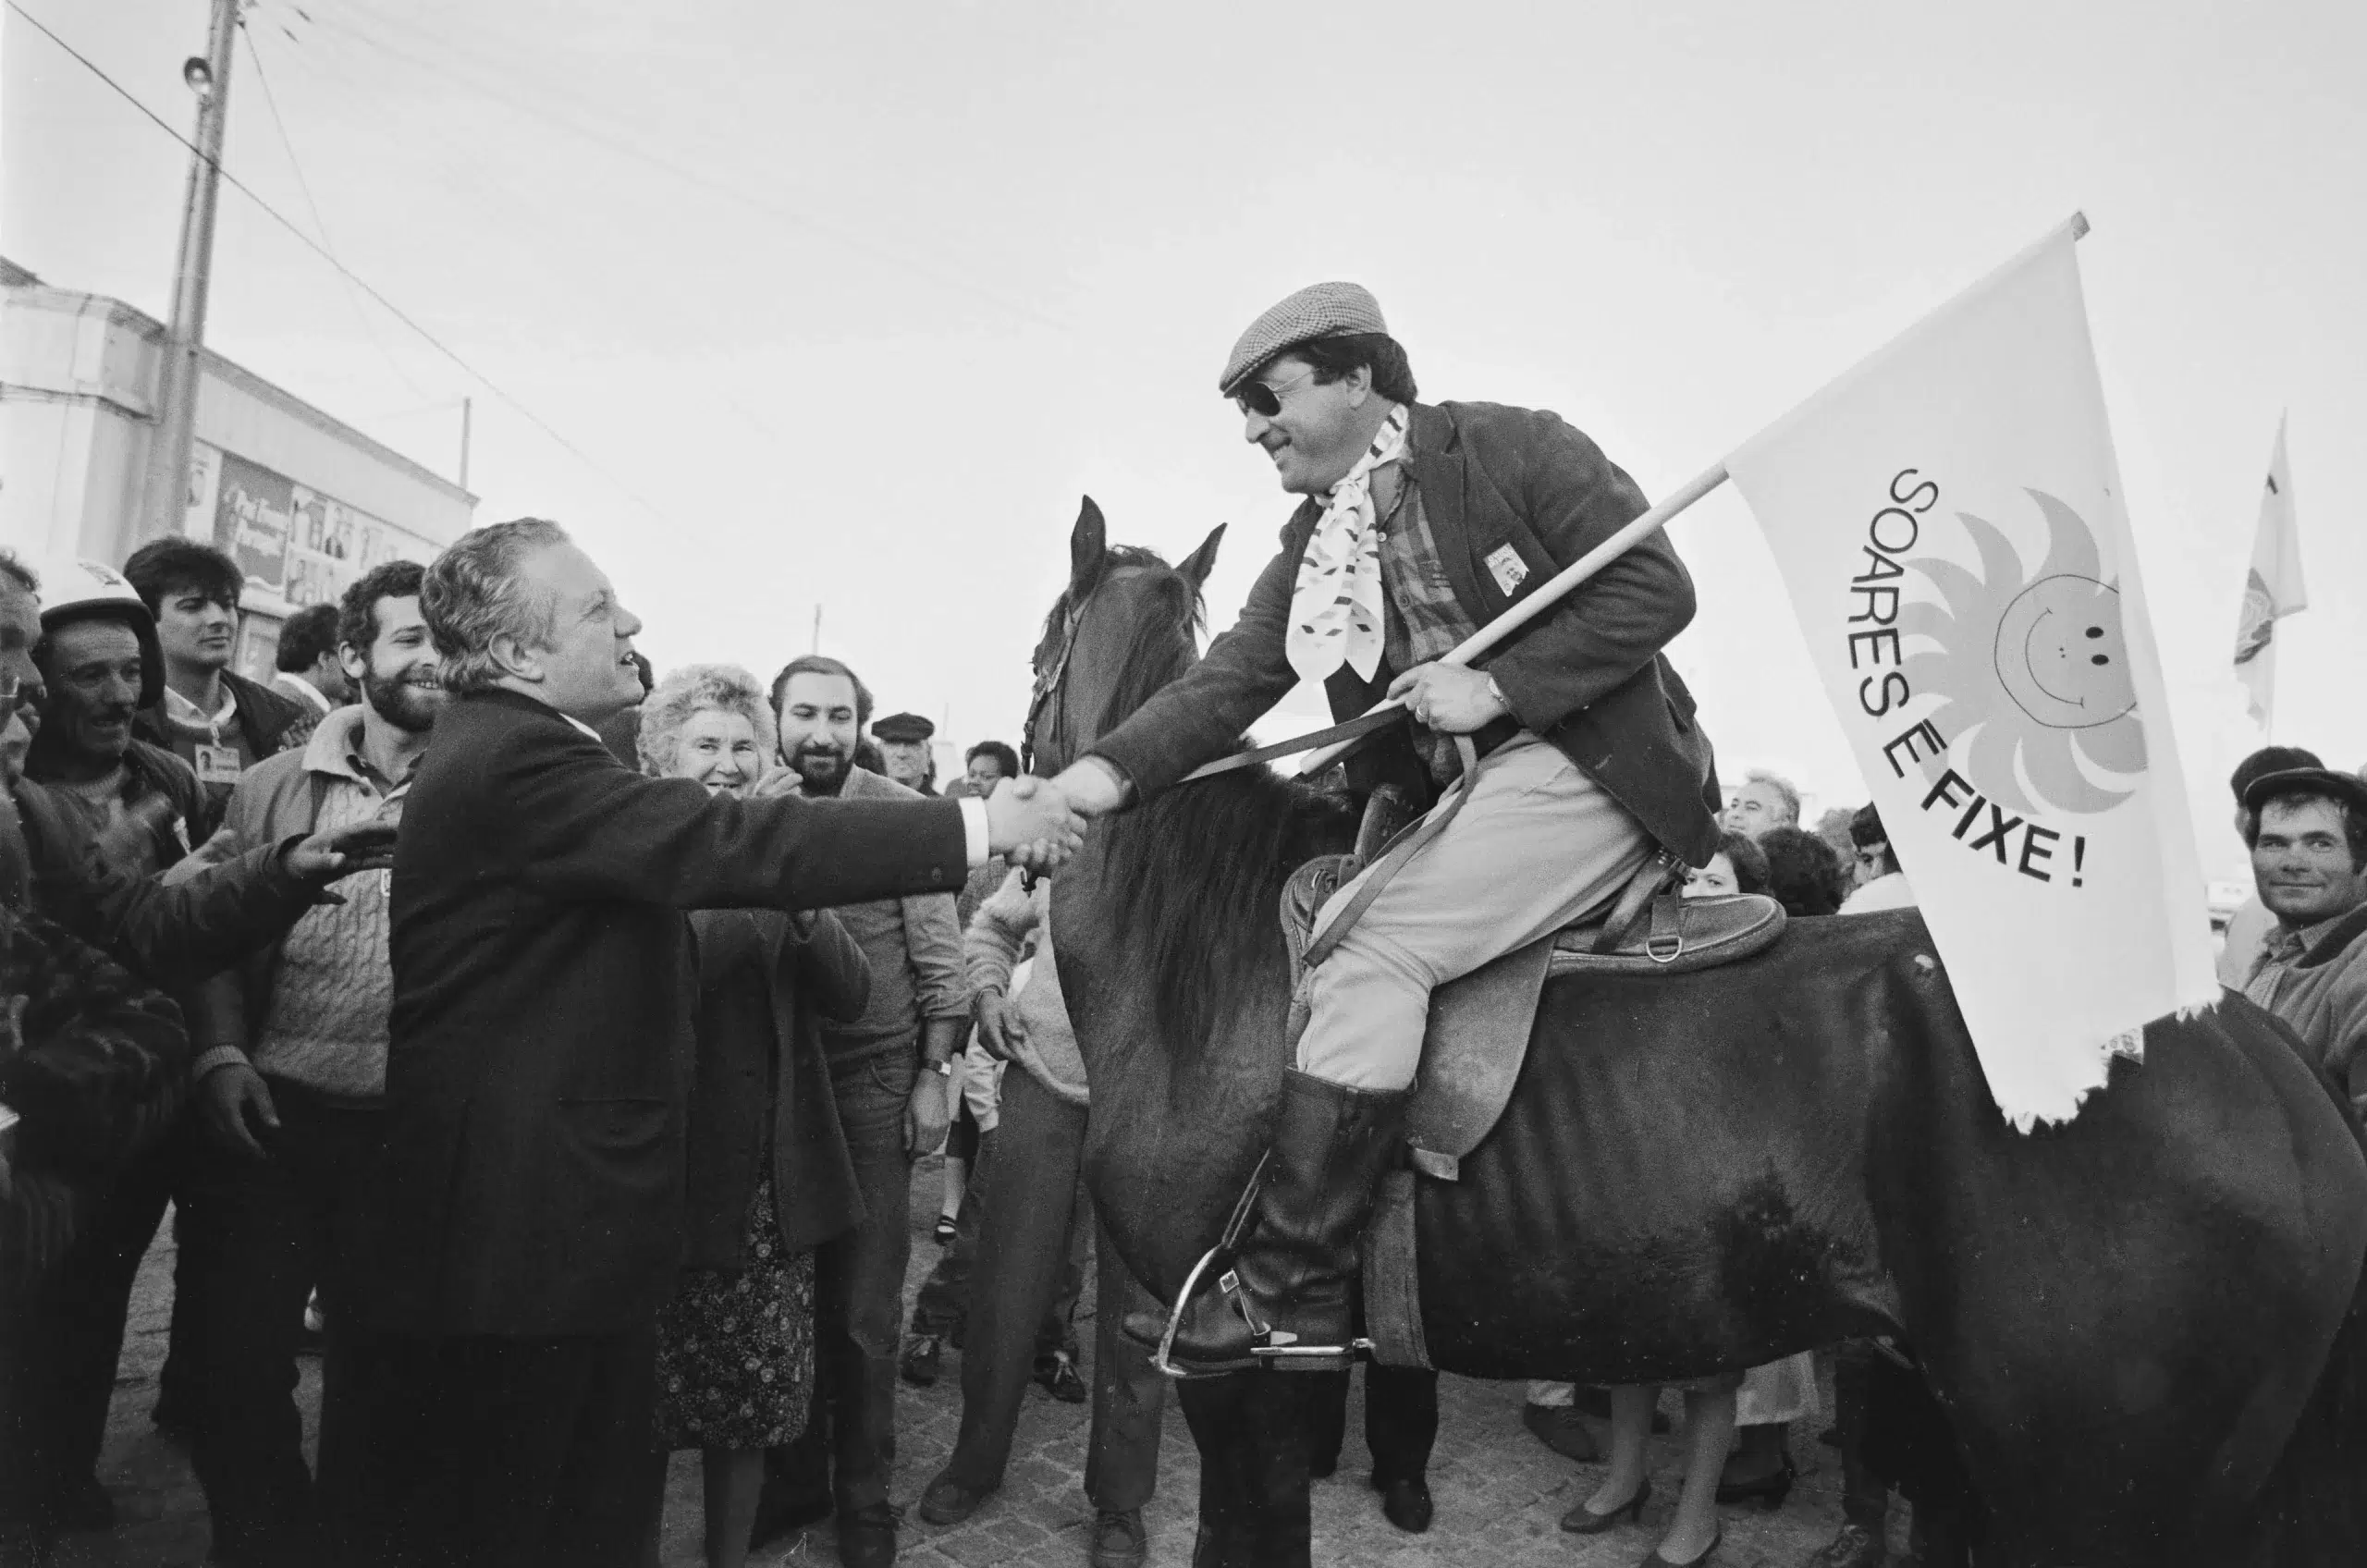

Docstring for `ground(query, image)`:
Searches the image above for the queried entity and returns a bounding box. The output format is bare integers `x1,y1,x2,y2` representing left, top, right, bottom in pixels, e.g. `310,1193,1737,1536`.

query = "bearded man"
755,655,967,1567
169,559,450,1567
1043,283,1722,1376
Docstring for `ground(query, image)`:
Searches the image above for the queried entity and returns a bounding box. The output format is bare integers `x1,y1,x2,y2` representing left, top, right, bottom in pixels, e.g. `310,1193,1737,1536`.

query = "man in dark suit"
1045,283,1722,1380
340,519,1082,1568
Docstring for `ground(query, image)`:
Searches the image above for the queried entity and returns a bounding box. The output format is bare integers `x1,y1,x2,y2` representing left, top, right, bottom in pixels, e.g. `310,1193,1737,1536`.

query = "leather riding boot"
1125,1070,1407,1375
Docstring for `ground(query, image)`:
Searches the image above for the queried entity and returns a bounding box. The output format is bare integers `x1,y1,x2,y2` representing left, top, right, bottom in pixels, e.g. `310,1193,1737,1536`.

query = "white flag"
1725,218,2216,1131
2232,415,2305,731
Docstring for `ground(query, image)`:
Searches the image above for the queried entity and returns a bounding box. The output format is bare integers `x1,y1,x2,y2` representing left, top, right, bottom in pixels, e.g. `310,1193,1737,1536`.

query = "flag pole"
1297,460,1730,775
1296,213,2091,777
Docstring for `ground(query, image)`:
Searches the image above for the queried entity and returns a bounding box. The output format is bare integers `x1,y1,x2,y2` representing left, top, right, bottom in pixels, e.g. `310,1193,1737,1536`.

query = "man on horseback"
1043,282,1723,1374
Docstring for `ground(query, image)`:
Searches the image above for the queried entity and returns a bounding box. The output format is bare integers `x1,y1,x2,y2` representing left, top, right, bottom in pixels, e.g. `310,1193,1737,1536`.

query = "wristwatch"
925,1057,955,1077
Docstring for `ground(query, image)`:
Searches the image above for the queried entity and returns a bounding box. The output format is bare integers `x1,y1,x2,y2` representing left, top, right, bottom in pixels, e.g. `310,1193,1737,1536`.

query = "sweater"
251,769,394,1097
172,707,408,1101
965,867,1086,1107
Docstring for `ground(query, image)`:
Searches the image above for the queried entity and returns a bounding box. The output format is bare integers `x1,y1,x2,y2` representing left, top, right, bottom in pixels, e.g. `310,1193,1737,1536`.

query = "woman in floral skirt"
640,665,872,1568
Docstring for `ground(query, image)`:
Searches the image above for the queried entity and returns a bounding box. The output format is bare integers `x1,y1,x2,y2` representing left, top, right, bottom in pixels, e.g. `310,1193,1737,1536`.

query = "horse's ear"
1069,496,1108,600
1177,523,1226,592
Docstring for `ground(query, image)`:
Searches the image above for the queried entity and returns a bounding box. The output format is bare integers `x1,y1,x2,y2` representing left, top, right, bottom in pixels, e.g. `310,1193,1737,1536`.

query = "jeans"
909,1124,1085,1357
774,1048,917,1513
182,1084,385,1566
939,1068,1166,1511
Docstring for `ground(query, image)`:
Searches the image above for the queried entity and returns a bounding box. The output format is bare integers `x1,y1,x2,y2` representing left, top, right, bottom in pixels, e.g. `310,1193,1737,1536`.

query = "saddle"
1281,847,1784,1180
1275,796,1786,1369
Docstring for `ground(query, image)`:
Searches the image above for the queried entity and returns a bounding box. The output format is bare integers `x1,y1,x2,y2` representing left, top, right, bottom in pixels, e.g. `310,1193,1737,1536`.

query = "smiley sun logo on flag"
1898,489,2147,816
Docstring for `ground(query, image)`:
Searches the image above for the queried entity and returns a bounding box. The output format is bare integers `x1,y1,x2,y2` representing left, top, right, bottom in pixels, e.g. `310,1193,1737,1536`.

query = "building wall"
2,271,474,677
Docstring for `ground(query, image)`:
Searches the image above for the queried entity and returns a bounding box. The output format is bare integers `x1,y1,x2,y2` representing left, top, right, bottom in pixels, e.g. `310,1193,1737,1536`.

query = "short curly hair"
1741,768,1802,827
338,559,427,655
422,519,569,694
638,663,778,778
964,740,1020,780
1758,826,1847,917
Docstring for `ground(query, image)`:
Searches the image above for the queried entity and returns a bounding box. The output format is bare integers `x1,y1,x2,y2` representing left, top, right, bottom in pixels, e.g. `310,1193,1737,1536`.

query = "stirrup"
1147,1242,1375,1377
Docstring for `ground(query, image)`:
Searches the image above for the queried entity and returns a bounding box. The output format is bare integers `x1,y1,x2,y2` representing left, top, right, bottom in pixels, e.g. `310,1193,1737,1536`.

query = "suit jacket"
680,907,869,1272
1089,399,1722,864
369,689,971,1337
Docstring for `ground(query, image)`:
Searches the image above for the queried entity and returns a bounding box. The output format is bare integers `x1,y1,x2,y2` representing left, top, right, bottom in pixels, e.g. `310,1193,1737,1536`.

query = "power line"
6,0,670,520
307,3,1075,336
240,20,436,403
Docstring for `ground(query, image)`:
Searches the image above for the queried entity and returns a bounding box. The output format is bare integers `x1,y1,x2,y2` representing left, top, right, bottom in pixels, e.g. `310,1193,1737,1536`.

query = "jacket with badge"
1089,399,1723,864
133,668,313,827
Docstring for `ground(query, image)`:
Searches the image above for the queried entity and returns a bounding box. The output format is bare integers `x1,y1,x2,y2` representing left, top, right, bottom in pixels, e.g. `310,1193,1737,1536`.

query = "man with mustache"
754,655,967,1568
1042,285,1722,1428
123,539,310,825
2238,766,2367,1118
167,560,448,1566
1,554,392,1534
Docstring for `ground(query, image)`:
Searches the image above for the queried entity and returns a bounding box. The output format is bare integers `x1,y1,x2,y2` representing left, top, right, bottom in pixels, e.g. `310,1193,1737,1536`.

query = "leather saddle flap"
1282,865,1788,1178
1550,892,1786,979
1406,934,1558,1167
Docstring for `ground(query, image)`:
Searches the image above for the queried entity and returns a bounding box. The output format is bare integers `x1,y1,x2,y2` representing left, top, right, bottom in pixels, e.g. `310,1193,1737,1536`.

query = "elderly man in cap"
2238,766,2367,1115
872,712,939,795
1042,282,1721,1378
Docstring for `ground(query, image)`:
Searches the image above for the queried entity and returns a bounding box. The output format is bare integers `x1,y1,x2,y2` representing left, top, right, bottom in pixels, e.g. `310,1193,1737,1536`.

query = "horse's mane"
1069,545,1354,1053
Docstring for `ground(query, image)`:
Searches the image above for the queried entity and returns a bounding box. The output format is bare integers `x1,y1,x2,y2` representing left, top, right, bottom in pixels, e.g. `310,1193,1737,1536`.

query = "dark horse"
1033,499,2367,1567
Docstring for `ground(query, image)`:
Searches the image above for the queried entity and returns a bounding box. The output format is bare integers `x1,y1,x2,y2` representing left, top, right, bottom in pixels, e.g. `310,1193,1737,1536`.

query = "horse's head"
1024,496,1224,776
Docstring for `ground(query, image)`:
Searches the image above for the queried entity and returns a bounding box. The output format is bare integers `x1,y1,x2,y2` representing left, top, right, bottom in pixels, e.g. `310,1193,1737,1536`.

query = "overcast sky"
7,0,2361,877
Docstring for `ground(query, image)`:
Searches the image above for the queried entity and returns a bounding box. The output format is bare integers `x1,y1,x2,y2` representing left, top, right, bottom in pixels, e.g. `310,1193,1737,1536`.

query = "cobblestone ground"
59,1157,1861,1567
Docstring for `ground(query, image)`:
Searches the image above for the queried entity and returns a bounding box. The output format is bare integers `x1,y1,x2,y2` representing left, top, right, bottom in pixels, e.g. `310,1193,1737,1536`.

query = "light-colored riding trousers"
1297,732,1652,1092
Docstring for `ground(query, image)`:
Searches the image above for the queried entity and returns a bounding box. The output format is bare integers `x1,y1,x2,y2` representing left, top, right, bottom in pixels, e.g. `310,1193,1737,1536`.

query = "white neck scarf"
1285,404,1409,684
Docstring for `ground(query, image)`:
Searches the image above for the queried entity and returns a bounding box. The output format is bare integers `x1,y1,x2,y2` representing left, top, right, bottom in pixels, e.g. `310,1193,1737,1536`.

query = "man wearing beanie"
1042,284,1720,1384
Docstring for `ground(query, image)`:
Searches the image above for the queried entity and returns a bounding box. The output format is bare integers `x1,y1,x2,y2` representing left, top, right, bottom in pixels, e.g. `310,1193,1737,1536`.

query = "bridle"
1022,578,1098,778
1024,560,1402,787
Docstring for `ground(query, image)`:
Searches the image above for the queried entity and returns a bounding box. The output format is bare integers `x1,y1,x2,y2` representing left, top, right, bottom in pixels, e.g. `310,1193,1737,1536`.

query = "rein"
1028,562,1406,784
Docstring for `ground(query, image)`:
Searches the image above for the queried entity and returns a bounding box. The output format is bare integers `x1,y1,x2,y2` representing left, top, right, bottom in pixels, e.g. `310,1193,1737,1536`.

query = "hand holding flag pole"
1294,214,2093,780
1295,463,1731,776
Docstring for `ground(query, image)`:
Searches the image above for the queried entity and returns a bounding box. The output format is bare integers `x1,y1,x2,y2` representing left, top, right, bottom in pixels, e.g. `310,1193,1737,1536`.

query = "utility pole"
459,396,472,488
145,0,242,543
810,605,823,655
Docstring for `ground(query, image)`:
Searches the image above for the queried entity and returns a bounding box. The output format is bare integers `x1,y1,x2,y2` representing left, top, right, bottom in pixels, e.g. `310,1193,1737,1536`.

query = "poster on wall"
211,451,294,591
183,442,442,612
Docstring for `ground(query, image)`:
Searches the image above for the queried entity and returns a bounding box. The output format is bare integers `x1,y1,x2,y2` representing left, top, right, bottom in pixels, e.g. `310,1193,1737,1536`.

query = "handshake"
979,762,1128,874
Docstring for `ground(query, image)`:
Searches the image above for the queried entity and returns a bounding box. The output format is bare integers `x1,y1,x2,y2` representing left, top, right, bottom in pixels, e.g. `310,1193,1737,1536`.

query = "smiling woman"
637,663,777,795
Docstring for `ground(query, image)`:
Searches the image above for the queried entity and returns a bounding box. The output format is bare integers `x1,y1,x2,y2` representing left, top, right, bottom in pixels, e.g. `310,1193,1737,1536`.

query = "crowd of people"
1,282,2361,1568
7,531,2355,1568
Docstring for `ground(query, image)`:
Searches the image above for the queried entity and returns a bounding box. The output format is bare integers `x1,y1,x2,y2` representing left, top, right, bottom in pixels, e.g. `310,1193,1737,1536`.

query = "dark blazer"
1090,399,1722,864
370,689,972,1337
681,908,870,1272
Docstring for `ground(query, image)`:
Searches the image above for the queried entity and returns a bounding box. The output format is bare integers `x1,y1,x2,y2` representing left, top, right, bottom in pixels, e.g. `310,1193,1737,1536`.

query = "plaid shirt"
1374,432,1481,784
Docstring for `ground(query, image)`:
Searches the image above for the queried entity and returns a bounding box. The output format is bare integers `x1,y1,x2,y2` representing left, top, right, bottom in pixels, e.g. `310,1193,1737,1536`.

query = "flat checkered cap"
1218,281,1389,396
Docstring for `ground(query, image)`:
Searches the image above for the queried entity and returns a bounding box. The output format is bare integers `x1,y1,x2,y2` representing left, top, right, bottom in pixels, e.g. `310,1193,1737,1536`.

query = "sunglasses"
1232,365,1317,418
